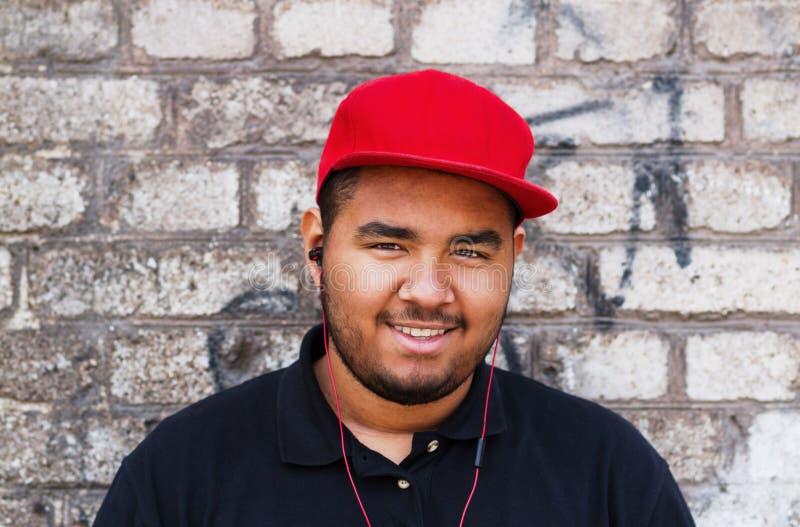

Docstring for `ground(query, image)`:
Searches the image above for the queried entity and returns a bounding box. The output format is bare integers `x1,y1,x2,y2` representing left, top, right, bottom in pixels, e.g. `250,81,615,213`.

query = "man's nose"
397,258,455,308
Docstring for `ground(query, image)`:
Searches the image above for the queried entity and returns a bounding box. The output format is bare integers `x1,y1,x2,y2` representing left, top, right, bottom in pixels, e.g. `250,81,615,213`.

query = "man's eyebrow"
450,230,503,250
354,221,419,241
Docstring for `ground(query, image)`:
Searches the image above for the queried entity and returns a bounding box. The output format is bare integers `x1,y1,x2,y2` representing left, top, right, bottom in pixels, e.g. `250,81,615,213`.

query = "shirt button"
397,479,411,490
426,439,440,453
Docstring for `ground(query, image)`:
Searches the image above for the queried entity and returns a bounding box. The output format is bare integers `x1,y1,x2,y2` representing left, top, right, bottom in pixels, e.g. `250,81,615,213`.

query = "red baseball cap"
317,69,557,220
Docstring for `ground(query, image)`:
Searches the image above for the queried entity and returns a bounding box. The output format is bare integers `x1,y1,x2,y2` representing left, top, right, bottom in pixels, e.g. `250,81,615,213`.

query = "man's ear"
512,224,526,260
300,207,324,289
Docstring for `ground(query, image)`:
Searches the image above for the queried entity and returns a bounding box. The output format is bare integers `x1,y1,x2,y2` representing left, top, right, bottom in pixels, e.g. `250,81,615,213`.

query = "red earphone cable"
320,286,500,527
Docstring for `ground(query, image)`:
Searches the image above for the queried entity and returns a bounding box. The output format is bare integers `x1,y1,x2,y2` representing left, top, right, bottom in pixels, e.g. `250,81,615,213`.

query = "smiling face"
305,166,525,406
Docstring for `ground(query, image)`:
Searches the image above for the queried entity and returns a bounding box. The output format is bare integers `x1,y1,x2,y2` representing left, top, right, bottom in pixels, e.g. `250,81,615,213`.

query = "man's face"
315,166,525,406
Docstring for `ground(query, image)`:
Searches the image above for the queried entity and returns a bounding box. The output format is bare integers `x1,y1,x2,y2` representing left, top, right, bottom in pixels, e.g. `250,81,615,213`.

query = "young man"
94,70,695,526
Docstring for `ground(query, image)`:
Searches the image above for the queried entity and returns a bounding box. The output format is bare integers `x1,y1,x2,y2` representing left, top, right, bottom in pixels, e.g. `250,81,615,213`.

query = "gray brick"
742,79,800,142
131,0,257,59
508,251,579,314
0,0,117,60
495,79,725,146
540,331,670,400
694,0,800,58
538,161,657,234
0,492,54,527
253,159,316,230
0,155,89,232
412,0,536,64
84,417,148,483
686,332,800,401
106,160,240,232
0,77,161,146
624,411,723,484
273,0,393,58
110,329,215,404
686,161,792,232
557,0,677,62
0,247,11,311
600,246,800,314
0,329,99,402
178,77,348,149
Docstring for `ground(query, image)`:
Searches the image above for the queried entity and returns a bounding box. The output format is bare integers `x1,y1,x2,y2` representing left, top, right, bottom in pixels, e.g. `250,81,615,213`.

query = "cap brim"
330,152,558,219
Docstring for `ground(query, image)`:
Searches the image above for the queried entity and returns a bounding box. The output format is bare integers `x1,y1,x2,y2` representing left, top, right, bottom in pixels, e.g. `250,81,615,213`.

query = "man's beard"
319,282,507,406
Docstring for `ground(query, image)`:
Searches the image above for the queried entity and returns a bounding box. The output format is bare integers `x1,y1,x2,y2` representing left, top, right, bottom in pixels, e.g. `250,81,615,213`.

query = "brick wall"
1,0,799,525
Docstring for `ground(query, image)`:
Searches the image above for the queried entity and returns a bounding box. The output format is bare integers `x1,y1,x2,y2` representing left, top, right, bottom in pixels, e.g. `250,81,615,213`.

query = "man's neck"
312,342,474,464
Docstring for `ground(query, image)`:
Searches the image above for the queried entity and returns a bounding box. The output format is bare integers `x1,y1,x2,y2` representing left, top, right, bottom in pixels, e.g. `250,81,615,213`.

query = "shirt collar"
277,324,507,466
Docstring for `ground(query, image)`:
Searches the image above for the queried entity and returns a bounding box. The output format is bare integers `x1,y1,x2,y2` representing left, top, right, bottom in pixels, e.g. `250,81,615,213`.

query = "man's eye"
453,248,484,258
372,243,402,251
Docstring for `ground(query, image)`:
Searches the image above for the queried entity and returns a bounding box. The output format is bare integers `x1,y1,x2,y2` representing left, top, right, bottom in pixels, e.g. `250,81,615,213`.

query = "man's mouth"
389,324,455,340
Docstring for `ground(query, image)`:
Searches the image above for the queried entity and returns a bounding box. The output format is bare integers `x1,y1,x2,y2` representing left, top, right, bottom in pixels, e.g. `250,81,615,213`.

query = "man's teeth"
392,325,448,338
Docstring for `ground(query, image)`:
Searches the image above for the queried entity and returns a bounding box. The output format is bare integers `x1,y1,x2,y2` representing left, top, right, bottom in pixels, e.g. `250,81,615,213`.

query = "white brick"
0,155,88,232
179,77,347,149
0,247,11,310
557,0,677,62
131,0,256,59
112,161,239,231
152,247,297,316
547,332,669,400
686,161,791,232
742,79,800,142
84,418,148,484
686,332,800,401
273,0,393,58
253,160,316,230
0,0,117,60
600,246,800,314
0,77,161,146
539,161,656,234
693,411,800,526
508,252,579,313
495,79,725,146
694,0,800,58
412,0,536,64
110,330,215,404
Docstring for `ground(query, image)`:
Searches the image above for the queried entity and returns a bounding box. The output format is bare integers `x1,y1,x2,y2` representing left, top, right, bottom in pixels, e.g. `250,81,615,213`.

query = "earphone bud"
308,246,323,266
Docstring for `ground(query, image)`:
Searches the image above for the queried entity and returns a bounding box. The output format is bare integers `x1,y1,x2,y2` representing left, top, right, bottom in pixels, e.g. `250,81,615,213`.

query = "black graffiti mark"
585,253,625,331
207,289,297,392
557,4,603,51
527,100,614,127
499,330,523,375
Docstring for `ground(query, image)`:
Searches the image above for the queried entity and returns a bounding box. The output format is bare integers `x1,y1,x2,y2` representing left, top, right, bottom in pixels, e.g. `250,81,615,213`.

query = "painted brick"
538,161,657,234
693,411,800,525
0,330,99,402
28,246,158,318
178,77,347,149
107,160,240,232
208,326,305,389
686,332,800,401
686,161,792,232
131,0,256,59
694,0,800,58
624,411,723,483
507,251,579,313
0,155,89,232
253,159,316,230
0,77,161,146
0,247,11,311
151,246,298,316
495,79,725,146
0,493,54,526
110,329,216,404
411,0,536,64
742,79,800,142
0,0,117,60
599,246,800,314
273,0,393,58
84,417,148,483
557,0,677,62
0,402,82,484
541,332,670,400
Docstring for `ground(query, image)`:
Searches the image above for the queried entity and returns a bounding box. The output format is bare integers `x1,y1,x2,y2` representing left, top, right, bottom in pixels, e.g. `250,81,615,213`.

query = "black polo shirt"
94,324,695,526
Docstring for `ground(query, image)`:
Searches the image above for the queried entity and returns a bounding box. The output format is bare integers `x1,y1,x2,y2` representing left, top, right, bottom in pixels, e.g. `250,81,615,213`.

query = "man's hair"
317,167,523,238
